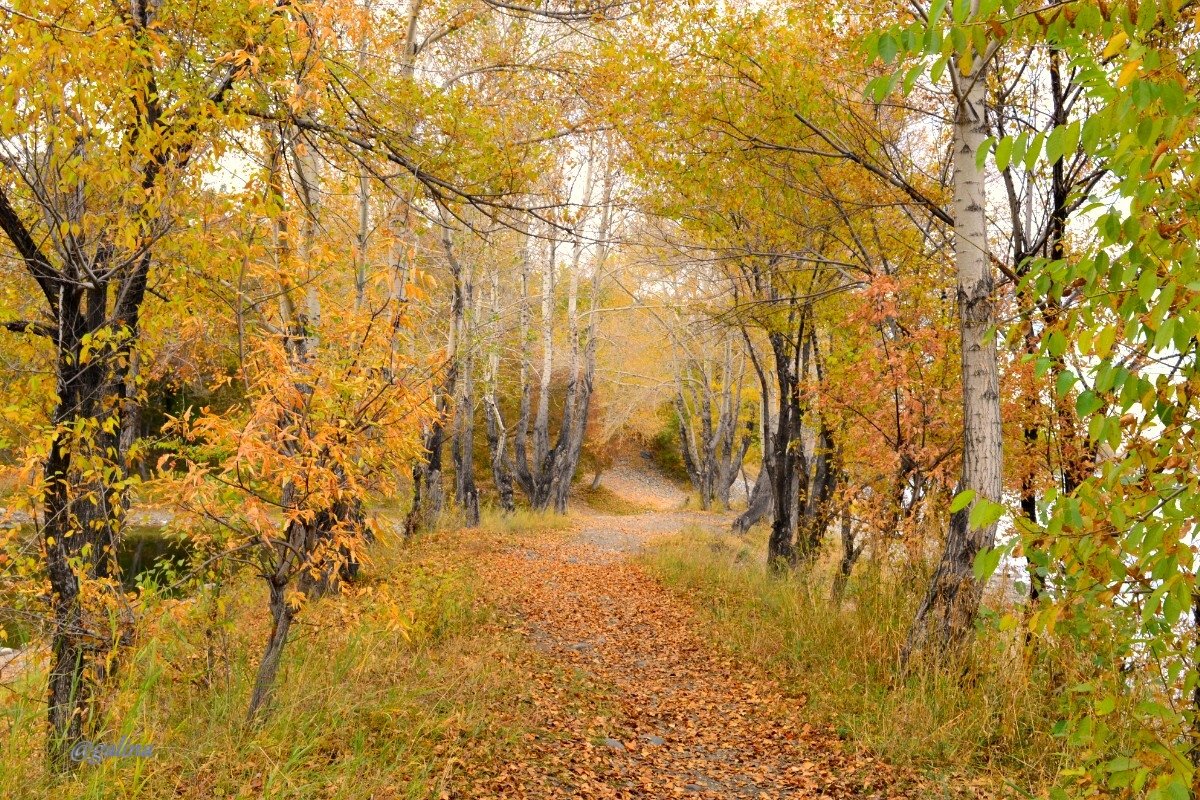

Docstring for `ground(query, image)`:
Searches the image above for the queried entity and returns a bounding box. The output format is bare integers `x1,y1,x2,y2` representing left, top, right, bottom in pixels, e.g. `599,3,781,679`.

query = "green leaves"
968,496,1004,530
1044,121,1080,165
949,488,975,513
1075,390,1104,418
877,31,899,64
972,543,1004,582
994,134,1015,172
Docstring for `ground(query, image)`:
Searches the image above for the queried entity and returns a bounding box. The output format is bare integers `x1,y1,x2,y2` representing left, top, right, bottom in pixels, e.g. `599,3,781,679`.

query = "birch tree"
897,0,1004,658
671,332,752,510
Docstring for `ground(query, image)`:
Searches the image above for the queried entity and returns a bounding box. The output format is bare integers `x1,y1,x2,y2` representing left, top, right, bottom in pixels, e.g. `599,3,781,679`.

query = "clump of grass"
0,531,535,799
475,506,571,536
643,528,1092,793
577,485,650,516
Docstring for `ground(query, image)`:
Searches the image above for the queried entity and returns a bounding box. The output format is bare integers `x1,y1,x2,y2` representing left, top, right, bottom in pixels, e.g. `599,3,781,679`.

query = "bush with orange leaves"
163,279,434,722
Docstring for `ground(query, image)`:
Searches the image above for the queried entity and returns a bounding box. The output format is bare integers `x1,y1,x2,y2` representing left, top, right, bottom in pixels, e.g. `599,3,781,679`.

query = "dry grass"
475,506,572,536
643,526,1101,796
576,484,652,516
0,529,537,799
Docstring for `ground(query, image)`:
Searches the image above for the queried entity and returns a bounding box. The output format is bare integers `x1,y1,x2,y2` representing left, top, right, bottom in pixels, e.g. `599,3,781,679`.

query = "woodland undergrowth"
0,523,544,800
644,527,1138,796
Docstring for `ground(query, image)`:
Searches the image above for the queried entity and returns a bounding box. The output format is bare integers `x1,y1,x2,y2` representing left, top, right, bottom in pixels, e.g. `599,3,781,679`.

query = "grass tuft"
577,485,652,515
475,507,572,536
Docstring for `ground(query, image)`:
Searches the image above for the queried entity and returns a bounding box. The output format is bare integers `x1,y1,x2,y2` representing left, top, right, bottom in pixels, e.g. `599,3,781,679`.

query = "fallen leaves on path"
462,521,917,799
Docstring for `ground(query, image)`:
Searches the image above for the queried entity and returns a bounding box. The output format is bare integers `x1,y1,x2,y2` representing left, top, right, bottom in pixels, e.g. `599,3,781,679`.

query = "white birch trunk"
905,13,1004,658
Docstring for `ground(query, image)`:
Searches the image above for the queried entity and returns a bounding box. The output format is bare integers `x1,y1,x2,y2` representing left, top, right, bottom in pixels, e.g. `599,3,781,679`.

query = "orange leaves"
463,530,914,798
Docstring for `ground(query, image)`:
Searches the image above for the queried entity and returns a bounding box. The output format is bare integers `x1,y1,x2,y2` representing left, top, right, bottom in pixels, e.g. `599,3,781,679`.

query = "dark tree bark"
406,410,449,536
795,422,839,565
733,329,774,534
831,504,863,603
733,466,773,534
766,328,802,569
2,172,150,771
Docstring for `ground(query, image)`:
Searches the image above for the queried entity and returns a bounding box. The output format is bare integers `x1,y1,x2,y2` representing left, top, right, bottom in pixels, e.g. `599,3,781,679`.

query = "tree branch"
2,319,57,338
0,184,61,315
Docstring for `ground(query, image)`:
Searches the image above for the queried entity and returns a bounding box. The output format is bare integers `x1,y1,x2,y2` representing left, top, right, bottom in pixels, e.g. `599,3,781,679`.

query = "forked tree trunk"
407,389,450,535
511,241,538,502
405,223,466,536
674,335,752,511
904,25,1003,660
548,203,607,513
548,167,611,513
506,162,611,514
505,230,555,510
530,235,556,508
733,466,772,534
794,423,838,565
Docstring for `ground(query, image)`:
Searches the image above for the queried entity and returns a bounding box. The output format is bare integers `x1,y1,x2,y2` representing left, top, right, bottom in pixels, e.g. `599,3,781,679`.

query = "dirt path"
468,510,910,799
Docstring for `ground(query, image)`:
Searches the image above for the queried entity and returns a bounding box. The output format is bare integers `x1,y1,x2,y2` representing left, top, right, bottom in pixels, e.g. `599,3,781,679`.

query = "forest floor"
0,462,945,799
459,486,918,798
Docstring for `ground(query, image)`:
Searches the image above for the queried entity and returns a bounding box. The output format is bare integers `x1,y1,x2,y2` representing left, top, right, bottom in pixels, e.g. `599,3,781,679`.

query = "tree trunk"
673,334,751,511
483,261,515,513
406,418,447,536
247,572,295,722
831,506,862,603
904,30,1003,660
548,167,611,513
406,222,464,535
795,422,838,565
42,284,130,769
511,241,537,502
528,234,556,510
547,225,584,513
734,330,775,535
766,329,801,569
733,465,773,534
444,226,480,526
507,162,611,515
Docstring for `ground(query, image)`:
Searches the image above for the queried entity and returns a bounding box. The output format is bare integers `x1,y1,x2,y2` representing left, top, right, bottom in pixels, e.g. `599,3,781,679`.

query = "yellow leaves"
1117,57,1142,88
957,50,976,76
1102,30,1128,59
404,281,428,303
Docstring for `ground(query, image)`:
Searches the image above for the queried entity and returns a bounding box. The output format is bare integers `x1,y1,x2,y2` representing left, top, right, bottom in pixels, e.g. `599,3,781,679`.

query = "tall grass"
643,527,1103,793
0,530,533,799
475,506,572,536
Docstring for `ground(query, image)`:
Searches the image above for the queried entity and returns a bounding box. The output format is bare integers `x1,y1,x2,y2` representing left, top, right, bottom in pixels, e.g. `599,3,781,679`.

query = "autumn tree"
670,330,753,511
0,0,299,765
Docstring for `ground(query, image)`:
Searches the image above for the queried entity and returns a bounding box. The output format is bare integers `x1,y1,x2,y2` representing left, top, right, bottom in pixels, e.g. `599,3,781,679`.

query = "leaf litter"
460,513,919,799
